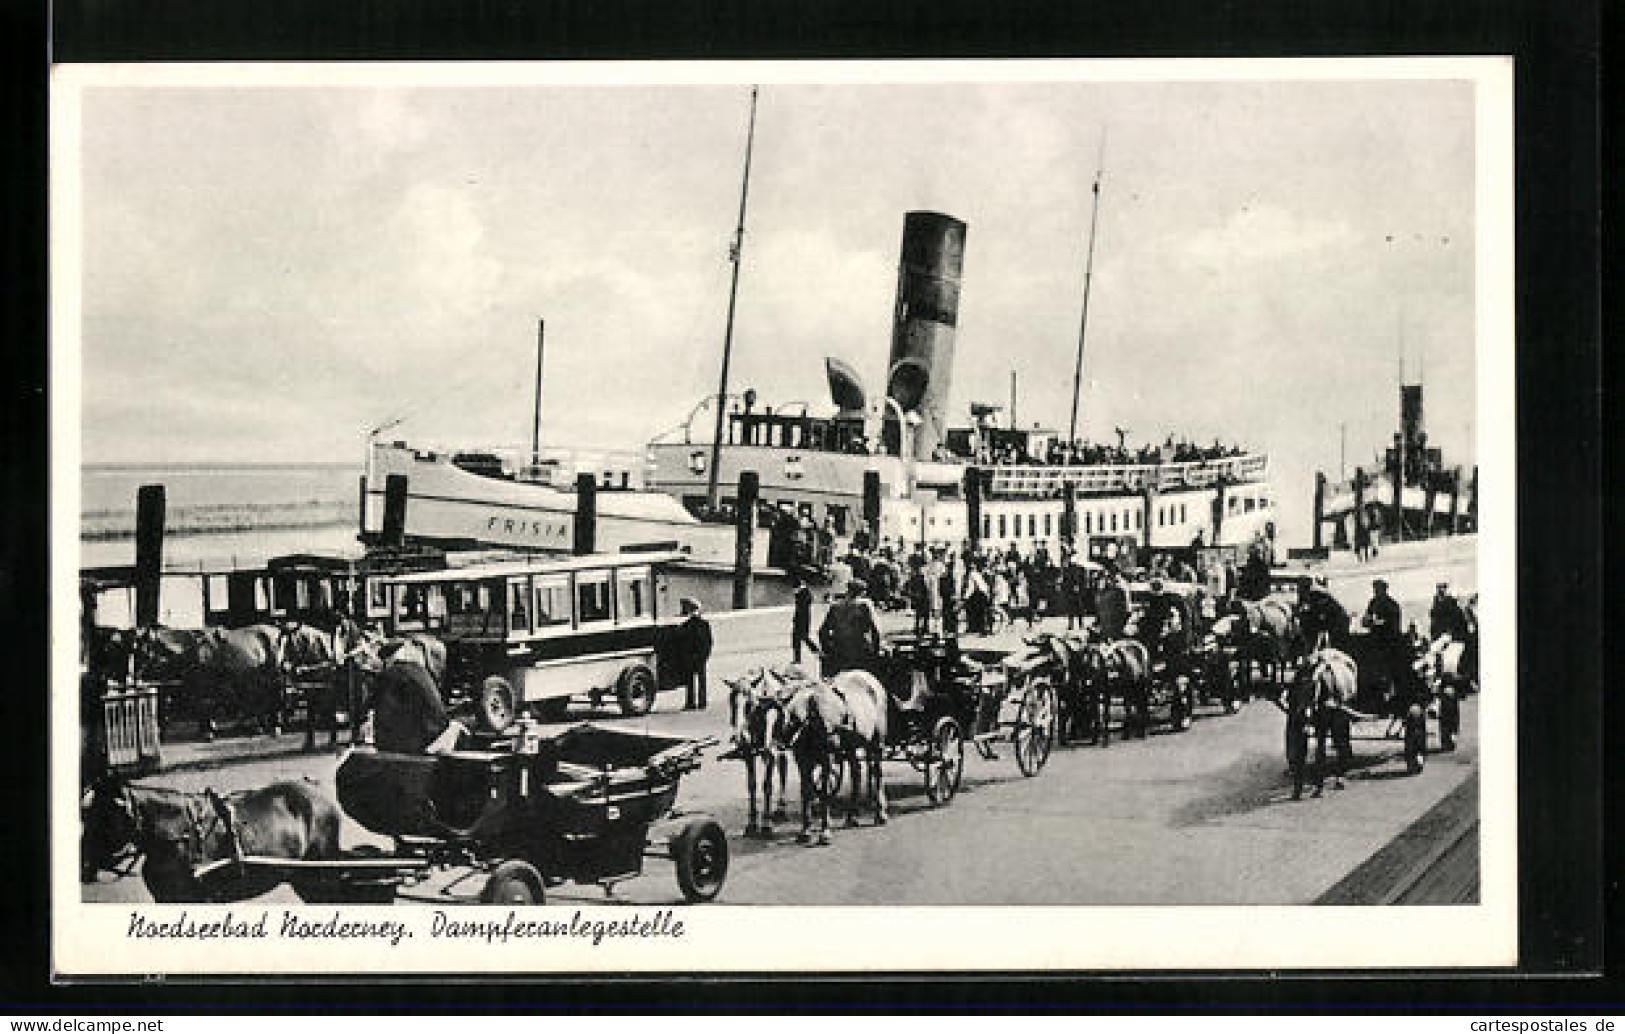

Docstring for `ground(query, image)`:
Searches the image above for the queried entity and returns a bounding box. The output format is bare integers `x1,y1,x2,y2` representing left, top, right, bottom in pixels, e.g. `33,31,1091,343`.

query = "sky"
72,70,1480,543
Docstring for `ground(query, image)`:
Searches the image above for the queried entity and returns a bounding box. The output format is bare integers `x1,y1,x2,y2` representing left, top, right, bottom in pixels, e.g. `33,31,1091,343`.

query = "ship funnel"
886,211,966,460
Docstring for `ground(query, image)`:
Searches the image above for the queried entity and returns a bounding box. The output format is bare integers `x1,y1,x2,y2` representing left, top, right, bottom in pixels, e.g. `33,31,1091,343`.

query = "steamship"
358,93,1275,571
645,210,1278,565
1312,382,1478,551
358,209,1277,569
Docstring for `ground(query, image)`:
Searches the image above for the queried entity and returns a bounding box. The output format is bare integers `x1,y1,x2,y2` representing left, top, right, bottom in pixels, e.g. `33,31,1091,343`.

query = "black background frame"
2,0,1605,1012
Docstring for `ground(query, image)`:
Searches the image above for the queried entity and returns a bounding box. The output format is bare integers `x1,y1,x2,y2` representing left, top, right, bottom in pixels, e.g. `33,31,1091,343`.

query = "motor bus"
375,551,687,727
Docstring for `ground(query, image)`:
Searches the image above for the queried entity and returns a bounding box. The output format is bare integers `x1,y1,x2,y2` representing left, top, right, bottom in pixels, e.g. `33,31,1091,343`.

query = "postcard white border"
50,57,1516,976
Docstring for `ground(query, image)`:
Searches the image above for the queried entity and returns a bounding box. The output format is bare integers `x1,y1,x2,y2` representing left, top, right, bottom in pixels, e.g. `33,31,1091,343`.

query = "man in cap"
1429,582,1471,644
1094,565,1131,642
1362,578,1405,694
1297,575,1352,653
818,578,882,676
676,598,713,711
790,575,819,665
1139,578,1185,660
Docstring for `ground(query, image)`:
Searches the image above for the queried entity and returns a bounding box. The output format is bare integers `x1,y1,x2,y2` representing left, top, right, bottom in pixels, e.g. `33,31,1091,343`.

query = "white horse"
776,669,891,844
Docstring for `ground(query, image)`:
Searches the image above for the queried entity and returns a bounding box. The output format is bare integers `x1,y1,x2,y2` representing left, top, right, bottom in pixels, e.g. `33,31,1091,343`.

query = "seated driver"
370,658,466,755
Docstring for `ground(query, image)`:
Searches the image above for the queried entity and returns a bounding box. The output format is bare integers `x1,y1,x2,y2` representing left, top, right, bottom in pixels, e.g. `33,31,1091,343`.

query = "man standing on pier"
791,576,819,665
677,598,713,711
1094,567,1131,642
1362,578,1405,692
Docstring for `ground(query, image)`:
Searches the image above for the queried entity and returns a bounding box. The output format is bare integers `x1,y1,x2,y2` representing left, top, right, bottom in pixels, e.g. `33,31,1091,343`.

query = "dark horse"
281,618,376,751
1075,635,1152,745
133,624,289,741
81,775,342,902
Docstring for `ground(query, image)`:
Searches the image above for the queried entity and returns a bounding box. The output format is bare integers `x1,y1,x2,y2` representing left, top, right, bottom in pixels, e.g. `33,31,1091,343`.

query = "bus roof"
377,550,685,586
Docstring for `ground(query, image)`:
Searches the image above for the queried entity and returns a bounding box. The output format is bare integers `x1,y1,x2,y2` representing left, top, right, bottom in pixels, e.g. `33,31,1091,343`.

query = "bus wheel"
476,676,517,734
617,664,657,717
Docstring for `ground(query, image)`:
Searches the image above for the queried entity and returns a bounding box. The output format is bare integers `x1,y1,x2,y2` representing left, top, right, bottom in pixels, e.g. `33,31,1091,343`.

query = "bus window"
616,566,654,624
508,579,531,634
577,573,613,624
533,576,571,629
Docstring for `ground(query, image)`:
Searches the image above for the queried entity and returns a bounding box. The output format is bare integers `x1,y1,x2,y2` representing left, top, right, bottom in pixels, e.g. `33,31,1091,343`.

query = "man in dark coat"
819,580,882,676
1361,579,1405,691
1297,576,1352,652
1062,562,1089,631
677,598,713,711
1138,580,1189,660
371,660,464,754
1429,583,1470,642
791,577,819,664
1094,569,1131,641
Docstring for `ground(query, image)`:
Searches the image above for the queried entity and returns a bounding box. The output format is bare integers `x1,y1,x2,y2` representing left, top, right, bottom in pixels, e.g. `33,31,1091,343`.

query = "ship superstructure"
648,210,1278,561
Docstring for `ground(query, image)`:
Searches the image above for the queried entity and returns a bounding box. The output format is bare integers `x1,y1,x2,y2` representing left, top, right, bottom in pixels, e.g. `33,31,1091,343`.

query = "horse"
81,775,342,902
281,617,378,750
1288,647,1361,797
722,667,796,838
132,623,290,741
776,669,890,844
1076,636,1151,744
1217,597,1300,692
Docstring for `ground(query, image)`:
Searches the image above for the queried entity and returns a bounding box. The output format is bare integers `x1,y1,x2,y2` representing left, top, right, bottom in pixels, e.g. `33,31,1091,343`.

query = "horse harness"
125,784,247,870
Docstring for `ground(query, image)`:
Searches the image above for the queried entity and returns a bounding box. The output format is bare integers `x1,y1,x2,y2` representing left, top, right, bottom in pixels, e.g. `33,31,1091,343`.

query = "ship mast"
531,318,545,470
706,85,760,511
1067,130,1107,447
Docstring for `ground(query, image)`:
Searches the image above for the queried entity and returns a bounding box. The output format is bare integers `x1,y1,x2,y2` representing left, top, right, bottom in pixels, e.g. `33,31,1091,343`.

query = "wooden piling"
862,470,882,548
133,484,165,626
381,474,409,548
1061,480,1077,554
964,467,983,553
573,473,598,555
1448,465,1463,534
733,471,758,610
1140,482,1156,550
1312,472,1326,551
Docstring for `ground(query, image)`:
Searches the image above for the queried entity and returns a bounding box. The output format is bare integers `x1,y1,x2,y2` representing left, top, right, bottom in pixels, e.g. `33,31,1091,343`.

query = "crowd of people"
957,434,1249,469
801,534,1478,799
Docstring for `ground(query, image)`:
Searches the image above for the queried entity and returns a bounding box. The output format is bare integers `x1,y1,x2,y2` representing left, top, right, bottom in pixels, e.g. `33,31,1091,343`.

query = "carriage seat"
336,746,550,841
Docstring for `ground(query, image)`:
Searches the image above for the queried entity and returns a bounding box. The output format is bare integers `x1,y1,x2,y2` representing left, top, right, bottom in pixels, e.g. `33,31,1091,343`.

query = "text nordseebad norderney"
126,908,687,948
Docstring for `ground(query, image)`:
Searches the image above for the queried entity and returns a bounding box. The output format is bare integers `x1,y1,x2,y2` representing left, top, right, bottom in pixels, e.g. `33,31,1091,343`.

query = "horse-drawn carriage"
874,632,1056,803
86,723,729,906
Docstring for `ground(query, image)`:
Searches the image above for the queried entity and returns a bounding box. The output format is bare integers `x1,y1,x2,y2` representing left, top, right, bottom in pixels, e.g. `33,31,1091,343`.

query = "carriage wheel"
672,817,730,903
1014,681,1056,777
824,752,846,797
923,717,965,806
481,859,546,905
617,664,657,717
476,676,517,734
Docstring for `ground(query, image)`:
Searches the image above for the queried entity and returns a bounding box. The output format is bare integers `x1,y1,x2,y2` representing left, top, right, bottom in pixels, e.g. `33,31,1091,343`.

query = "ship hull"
362,443,768,564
